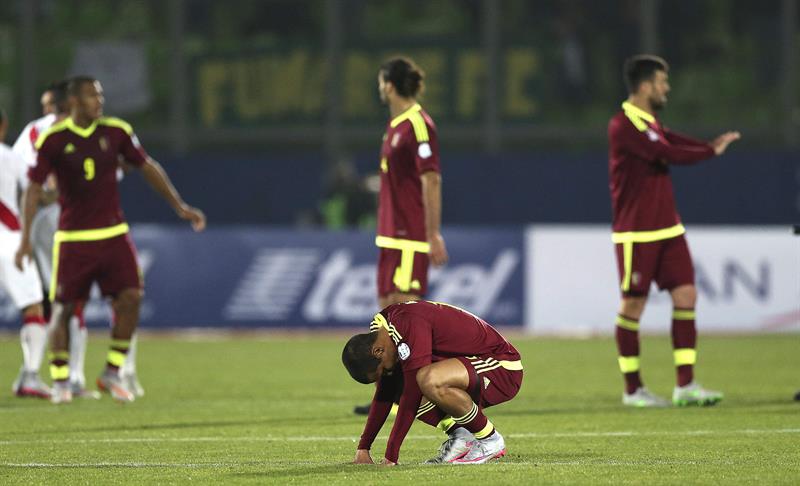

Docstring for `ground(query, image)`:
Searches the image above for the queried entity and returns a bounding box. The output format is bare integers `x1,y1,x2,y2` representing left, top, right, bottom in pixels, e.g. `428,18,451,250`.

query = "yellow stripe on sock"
110,339,131,350
48,351,70,361
107,349,127,367
437,417,456,433
50,364,69,381
672,309,696,320
453,403,478,424
618,356,640,373
674,348,697,366
616,315,640,331
473,420,495,440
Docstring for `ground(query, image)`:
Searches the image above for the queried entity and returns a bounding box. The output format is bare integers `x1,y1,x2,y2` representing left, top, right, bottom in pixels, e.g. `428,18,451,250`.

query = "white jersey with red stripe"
11,113,56,168
0,143,28,233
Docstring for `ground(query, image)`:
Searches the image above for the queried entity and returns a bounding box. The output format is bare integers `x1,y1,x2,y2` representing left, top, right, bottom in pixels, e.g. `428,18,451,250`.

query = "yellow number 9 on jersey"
83,157,96,181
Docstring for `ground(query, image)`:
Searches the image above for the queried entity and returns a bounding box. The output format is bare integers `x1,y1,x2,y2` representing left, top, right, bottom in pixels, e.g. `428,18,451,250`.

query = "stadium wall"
121,150,800,225
0,225,795,334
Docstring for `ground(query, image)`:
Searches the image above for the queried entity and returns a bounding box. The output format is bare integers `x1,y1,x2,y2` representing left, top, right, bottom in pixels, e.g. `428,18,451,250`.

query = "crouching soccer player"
342,301,523,465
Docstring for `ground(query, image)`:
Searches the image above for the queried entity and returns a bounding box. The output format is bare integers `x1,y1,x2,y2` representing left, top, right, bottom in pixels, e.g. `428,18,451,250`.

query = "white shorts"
30,203,59,288
0,231,44,309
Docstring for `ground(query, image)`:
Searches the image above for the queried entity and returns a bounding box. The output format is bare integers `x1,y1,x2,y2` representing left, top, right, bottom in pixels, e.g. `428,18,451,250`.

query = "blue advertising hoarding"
0,226,525,329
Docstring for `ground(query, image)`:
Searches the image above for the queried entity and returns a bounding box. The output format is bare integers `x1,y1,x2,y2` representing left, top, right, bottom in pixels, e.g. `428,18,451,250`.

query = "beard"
650,95,666,112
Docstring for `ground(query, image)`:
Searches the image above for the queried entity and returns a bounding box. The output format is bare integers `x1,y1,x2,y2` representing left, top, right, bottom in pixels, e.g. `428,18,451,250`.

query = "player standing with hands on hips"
607,55,740,407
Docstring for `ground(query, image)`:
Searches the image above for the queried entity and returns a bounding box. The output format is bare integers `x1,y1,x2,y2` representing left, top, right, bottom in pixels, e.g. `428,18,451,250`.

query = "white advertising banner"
525,225,800,335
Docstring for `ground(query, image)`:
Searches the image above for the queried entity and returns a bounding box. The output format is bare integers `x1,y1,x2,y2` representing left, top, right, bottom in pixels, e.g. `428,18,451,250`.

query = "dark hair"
342,332,380,384
46,79,70,114
623,55,669,94
380,57,425,98
67,76,97,97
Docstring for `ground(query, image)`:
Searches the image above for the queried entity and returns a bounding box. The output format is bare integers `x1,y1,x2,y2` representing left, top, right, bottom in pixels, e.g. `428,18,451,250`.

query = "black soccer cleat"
794,390,800,402
353,403,371,415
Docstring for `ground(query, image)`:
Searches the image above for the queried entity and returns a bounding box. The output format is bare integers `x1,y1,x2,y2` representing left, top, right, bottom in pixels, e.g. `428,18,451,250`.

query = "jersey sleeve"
662,127,711,148
357,371,402,451
119,129,148,167
395,314,433,372
409,119,440,175
383,367,423,464
611,117,715,165
28,138,54,185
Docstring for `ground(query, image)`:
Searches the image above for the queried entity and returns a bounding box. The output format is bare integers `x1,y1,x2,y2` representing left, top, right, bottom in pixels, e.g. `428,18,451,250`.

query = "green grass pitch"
1,333,798,484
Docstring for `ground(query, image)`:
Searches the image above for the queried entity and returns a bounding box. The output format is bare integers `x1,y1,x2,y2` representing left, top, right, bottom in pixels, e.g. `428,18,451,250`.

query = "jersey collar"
65,117,99,138
621,101,656,132
389,103,422,128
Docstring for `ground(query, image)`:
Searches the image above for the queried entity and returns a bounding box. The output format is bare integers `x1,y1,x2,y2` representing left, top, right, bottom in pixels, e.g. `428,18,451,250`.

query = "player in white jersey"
11,82,144,398
0,109,51,398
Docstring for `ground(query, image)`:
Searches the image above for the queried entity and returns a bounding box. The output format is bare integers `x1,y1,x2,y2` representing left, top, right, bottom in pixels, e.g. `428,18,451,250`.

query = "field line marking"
0,428,798,446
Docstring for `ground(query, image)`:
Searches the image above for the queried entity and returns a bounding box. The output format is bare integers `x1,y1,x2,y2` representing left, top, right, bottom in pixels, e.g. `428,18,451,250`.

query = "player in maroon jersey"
343,301,523,465
14,76,206,404
608,55,739,407
354,57,449,416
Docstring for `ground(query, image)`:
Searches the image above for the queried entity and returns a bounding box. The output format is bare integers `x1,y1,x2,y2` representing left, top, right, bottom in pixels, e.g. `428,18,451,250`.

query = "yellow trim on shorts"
612,223,685,244
49,223,130,301
376,235,430,293
620,241,634,292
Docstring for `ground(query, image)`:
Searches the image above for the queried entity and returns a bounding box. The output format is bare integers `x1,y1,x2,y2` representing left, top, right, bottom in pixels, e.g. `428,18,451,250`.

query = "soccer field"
1,333,798,484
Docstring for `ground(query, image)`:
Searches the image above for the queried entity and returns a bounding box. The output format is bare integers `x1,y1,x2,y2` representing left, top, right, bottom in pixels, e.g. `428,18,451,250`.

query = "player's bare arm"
14,181,44,271
421,171,447,266
711,131,741,155
138,158,207,232
353,449,374,464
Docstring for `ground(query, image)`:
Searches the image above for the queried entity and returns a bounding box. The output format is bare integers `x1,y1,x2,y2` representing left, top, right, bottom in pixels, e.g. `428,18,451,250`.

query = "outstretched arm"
138,158,206,232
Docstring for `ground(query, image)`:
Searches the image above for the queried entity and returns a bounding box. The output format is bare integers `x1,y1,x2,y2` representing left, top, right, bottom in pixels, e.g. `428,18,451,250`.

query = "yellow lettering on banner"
456,50,483,118
411,50,445,115
344,51,376,118
198,62,229,126
233,59,263,120
504,48,538,117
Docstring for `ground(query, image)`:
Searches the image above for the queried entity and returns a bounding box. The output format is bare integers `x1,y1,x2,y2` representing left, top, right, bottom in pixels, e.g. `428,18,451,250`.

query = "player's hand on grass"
428,233,448,266
353,449,374,464
177,204,207,232
379,458,396,466
711,131,741,155
14,240,32,272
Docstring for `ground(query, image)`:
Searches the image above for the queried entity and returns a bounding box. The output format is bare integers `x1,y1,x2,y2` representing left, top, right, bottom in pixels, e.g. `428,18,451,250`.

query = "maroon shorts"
614,234,695,297
376,247,429,298
53,233,142,302
457,355,523,408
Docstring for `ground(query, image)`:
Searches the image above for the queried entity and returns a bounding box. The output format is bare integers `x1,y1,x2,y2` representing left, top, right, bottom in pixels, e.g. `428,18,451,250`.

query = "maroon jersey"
359,301,520,463
608,102,715,239
30,117,147,231
377,103,440,242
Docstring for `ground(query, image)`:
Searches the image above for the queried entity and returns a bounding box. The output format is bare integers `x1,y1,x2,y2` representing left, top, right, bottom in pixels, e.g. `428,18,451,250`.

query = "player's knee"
114,289,142,312
672,285,697,308
416,367,445,399
620,297,646,318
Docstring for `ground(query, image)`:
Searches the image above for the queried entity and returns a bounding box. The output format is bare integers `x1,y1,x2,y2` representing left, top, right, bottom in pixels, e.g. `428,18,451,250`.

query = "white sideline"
1,427,798,447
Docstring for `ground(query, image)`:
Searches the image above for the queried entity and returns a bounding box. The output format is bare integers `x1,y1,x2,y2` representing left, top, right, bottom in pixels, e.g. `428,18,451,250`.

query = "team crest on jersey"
418,142,432,159
632,272,641,286
99,136,109,151
398,343,411,361
391,133,401,147
645,129,659,142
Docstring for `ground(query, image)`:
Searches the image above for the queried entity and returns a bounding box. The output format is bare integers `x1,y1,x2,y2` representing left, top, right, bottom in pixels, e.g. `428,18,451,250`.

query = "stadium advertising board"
526,225,800,335
0,226,524,329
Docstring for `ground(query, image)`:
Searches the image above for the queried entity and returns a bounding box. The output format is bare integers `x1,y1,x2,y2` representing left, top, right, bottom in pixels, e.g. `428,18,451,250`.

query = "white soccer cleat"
96,371,135,403
452,431,506,464
123,373,145,398
14,370,52,399
50,381,73,404
622,387,670,408
672,382,723,407
70,381,101,400
424,427,473,464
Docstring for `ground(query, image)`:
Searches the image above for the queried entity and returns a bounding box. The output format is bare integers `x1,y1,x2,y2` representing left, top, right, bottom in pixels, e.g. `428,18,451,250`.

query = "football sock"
21,315,48,373
49,350,70,383
121,332,138,376
68,313,88,386
416,401,446,428
615,314,642,394
453,402,495,440
106,339,130,373
671,308,697,387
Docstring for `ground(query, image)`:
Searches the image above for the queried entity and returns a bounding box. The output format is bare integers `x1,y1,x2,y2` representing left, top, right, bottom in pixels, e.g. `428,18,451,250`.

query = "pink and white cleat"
452,431,507,464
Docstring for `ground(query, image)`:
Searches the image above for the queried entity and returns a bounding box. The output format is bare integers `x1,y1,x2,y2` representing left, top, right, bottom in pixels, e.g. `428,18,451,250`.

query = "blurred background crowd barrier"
0,0,797,332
